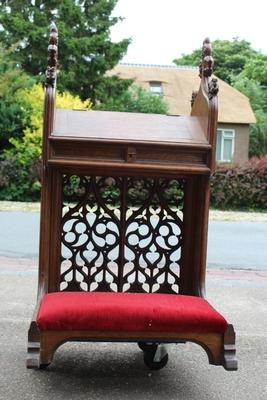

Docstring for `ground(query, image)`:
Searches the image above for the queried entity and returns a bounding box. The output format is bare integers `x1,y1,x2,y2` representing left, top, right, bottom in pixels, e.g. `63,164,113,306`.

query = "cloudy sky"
111,0,267,65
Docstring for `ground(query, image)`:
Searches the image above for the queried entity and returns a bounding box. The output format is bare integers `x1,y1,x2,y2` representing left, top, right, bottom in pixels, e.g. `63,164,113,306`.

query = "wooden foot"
223,324,238,371
192,334,224,367
27,321,55,369
27,322,41,369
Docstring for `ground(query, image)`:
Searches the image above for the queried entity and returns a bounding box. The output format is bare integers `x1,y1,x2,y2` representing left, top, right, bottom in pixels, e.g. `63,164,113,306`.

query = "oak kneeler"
27,27,237,372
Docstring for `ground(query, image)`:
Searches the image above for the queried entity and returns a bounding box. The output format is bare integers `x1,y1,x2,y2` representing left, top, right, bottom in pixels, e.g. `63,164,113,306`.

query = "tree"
173,38,256,84
95,85,169,114
173,38,267,157
0,0,130,103
233,75,267,156
0,44,35,148
0,83,92,200
243,54,267,87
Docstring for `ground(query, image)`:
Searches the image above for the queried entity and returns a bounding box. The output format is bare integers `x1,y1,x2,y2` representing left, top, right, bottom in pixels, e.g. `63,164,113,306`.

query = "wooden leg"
189,327,237,370
223,324,238,371
27,323,59,369
191,334,224,366
39,332,64,368
27,321,41,369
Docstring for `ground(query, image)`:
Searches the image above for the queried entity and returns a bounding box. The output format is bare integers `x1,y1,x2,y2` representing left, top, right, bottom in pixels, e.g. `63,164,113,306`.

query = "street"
0,211,266,270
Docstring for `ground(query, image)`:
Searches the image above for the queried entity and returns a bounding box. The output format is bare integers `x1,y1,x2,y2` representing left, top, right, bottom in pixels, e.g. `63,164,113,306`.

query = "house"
109,64,256,164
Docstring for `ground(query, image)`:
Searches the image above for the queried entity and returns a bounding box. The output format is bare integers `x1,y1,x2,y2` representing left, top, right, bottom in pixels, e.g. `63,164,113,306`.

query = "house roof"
109,64,256,124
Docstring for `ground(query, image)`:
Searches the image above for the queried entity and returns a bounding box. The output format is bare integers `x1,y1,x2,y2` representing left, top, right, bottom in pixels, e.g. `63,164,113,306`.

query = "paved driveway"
0,259,266,400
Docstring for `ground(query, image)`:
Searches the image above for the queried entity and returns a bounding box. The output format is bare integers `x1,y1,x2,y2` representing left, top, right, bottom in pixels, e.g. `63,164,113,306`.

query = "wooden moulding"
48,137,211,174
47,159,211,177
26,324,237,371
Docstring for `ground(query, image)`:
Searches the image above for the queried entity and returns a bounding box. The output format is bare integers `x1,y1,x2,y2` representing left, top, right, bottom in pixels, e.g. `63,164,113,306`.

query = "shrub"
0,50,35,148
211,156,267,210
0,84,91,201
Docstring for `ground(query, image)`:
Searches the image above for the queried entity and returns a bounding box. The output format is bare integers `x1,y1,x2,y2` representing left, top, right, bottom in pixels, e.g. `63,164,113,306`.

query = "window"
149,81,163,96
216,129,235,162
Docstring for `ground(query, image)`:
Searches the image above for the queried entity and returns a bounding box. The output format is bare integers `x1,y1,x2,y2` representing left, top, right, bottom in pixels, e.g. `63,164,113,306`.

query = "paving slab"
0,259,267,400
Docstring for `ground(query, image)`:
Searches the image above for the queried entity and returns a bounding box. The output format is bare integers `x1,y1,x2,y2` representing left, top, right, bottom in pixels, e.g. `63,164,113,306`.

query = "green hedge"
210,157,267,210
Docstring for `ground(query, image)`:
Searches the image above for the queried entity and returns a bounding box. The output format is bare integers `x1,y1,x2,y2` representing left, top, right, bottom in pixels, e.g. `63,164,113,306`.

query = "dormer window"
149,81,163,95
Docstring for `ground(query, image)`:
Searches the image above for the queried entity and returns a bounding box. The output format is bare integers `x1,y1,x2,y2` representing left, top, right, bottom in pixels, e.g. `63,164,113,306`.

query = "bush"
211,156,267,210
0,84,91,201
0,46,35,148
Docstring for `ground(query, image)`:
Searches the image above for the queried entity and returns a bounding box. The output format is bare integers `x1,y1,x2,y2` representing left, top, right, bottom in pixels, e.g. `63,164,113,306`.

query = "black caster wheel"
138,342,157,352
143,344,168,370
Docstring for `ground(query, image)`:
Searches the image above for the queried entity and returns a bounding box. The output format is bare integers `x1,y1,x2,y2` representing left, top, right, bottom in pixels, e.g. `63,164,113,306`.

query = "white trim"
216,129,235,162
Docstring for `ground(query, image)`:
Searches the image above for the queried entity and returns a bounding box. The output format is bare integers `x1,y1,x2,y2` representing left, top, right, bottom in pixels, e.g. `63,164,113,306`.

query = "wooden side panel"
179,175,210,296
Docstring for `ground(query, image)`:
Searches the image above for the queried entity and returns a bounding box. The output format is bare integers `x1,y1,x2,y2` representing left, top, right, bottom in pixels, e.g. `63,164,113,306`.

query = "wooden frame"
27,27,237,371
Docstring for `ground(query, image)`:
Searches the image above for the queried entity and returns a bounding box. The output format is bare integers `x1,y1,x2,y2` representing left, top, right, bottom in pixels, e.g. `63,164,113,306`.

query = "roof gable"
109,64,256,124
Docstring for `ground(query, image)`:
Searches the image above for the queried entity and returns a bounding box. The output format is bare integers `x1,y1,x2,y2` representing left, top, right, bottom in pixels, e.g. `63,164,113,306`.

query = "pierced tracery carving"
45,22,58,87
60,176,185,294
123,178,184,293
61,176,121,292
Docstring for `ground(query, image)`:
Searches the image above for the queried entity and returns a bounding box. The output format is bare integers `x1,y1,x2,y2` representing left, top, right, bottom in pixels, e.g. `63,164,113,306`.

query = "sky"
111,0,267,65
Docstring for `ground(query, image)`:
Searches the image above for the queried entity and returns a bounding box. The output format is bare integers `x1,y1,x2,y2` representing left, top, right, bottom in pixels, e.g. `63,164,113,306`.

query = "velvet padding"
36,292,228,333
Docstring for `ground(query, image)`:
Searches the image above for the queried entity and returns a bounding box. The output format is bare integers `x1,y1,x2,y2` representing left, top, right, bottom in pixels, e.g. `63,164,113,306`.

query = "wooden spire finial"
199,37,214,78
198,37,218,100
45,23,58,87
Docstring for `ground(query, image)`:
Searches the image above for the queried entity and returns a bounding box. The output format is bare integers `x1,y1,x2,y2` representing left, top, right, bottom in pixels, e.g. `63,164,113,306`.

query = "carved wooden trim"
27,329,228,370
208,78,219,100
45,22,58,87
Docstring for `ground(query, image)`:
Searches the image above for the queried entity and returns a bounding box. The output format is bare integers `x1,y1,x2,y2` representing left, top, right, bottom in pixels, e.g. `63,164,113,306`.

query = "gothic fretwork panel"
123,178,184,293
60,175,185,293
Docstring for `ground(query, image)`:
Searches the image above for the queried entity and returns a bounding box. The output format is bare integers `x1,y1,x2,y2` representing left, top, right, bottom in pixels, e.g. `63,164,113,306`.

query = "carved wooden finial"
208,78,219,100
199,37,214,78
198,37,219,99
45,22,58,87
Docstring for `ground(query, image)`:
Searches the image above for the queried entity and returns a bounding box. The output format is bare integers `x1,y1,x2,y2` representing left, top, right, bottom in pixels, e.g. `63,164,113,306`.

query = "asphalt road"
0,211,266,270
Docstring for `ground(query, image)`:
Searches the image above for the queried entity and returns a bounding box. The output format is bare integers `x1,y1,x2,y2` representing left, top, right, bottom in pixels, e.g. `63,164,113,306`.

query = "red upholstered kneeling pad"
37,292,228,333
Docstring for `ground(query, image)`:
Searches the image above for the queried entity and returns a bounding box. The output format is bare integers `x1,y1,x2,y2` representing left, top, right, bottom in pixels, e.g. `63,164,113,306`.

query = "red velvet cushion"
37,292,227,333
